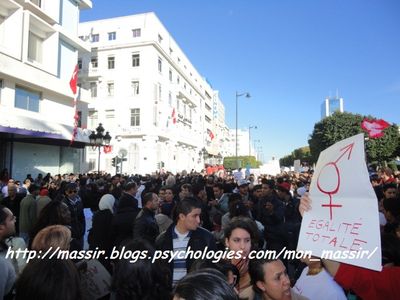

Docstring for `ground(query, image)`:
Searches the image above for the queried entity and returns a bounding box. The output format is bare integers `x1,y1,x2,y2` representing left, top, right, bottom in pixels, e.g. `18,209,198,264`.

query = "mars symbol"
316,142,354,220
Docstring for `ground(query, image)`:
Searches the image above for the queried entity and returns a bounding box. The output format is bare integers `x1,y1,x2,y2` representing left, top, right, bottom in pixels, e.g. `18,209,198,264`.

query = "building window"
28,31,43,63
158,57,162,73
169,69,172,82
88,110,98,129
30,0,41,7
15,86,40,112
77,111,82,127
132,28,141,37
90,82,97,98
78,59,82,70
158,34,163,43
158,84,162,101
131,81,139,95
105,109,115,127
107,82,114,96
91,57,98,68
108,31,116,40
130,108,140,126
91,34,99,42
168,92,172,106
132,54,140,67
89,159,96,170
108,56,115,69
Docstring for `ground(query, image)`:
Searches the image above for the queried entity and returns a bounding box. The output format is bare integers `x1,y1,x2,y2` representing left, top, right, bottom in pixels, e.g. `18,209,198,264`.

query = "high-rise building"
78,13,228,174
321,96,344,119
0,0,92,180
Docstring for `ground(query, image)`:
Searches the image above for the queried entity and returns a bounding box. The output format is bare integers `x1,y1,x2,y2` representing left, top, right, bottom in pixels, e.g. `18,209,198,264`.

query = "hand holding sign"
297,134,381,271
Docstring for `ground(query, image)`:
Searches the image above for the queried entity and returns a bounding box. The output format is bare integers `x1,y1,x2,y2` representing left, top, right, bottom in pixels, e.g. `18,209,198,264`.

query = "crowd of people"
0,166,399,299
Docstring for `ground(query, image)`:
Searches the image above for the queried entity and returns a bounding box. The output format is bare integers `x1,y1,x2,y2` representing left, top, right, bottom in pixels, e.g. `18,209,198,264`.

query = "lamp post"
235,91,251,169
248,125,257,157
253,139,261,161
89,123,112,174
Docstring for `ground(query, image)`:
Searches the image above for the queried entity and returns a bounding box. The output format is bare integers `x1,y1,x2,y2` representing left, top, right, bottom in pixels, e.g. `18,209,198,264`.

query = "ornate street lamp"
89,123,112,173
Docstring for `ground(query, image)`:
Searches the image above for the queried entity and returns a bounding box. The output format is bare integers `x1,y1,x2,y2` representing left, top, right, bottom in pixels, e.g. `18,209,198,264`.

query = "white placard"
294,159,301,173
297,134,382,271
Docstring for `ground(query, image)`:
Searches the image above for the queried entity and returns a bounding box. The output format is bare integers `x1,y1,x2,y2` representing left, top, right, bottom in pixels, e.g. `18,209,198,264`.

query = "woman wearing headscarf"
88,194,115,271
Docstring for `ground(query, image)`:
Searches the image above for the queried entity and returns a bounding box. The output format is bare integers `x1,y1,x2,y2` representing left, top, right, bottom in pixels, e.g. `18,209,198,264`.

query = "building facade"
0,0,92,181
78,13,229,175
321,96,344,119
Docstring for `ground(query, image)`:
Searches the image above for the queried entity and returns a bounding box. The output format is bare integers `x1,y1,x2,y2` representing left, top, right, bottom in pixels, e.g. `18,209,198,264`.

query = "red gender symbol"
317,162,343,220
316,143,354,219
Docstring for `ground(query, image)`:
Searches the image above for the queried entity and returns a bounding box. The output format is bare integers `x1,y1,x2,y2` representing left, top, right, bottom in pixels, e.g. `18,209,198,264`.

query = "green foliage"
308,112,400,165
279,146,313,167
223,156,261,169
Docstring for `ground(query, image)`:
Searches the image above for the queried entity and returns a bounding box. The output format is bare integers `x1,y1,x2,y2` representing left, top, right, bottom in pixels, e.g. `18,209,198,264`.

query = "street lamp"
248,125,257,157
254,139,261,161
235,91,251,169
89,123,112,174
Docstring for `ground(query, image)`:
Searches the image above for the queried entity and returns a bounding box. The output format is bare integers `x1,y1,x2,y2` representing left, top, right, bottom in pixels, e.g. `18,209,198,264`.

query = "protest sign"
81,259,112,299
294,159,301,173
297,133,382,271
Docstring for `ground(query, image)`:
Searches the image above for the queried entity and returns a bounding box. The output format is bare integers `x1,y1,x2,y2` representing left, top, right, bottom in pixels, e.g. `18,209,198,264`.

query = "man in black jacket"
155,197,216,287
133,192,160,244
113,182,140,246
62,182,85,251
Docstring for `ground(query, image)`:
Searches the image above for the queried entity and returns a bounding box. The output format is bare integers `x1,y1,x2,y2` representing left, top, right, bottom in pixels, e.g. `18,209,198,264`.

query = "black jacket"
88,209,114,252
258,194,285,241
133,207,159,244
118,192,139,210
155,223,216,287
112,206,139,247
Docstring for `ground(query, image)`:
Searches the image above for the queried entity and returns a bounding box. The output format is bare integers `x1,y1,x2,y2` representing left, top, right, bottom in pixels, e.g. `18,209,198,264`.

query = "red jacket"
334,263,400,300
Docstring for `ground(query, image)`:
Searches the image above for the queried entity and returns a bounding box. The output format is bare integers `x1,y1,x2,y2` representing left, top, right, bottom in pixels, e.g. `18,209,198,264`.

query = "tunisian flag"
69,64,79,146
69,64,79,95
171,108,176,124
361,118,390,138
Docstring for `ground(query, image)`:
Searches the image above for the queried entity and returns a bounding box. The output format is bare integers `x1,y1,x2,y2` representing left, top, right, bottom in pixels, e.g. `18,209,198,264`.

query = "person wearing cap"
62,182,85,251
36,188,51,218
237,179,250,202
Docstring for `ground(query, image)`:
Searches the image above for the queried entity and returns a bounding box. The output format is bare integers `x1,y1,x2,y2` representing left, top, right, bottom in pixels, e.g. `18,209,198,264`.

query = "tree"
223,156,261,169
279,146,313,167
308,112,400,165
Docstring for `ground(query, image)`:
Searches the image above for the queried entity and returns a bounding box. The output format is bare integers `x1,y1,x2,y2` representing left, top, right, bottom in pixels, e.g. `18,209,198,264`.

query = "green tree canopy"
308,112,400,165
279,146,313,167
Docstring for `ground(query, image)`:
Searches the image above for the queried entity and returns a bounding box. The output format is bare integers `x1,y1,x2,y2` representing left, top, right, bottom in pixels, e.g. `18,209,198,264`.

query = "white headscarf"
99,194,115,213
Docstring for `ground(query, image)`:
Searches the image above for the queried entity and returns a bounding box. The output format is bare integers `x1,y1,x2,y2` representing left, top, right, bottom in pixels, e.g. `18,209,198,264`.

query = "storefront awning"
0,108,91,148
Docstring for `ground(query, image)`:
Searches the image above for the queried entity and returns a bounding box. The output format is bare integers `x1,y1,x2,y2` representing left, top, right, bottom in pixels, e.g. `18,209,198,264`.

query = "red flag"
171,108,176,124
69,64,78,95
103,145,112,154
207,129,214,140
361,118,390,138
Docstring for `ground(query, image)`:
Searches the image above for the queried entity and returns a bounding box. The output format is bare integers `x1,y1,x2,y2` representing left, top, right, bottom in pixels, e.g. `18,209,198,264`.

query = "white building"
0,0,92,181
228,128,257,158
78,13,229,175
321,96,344,119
